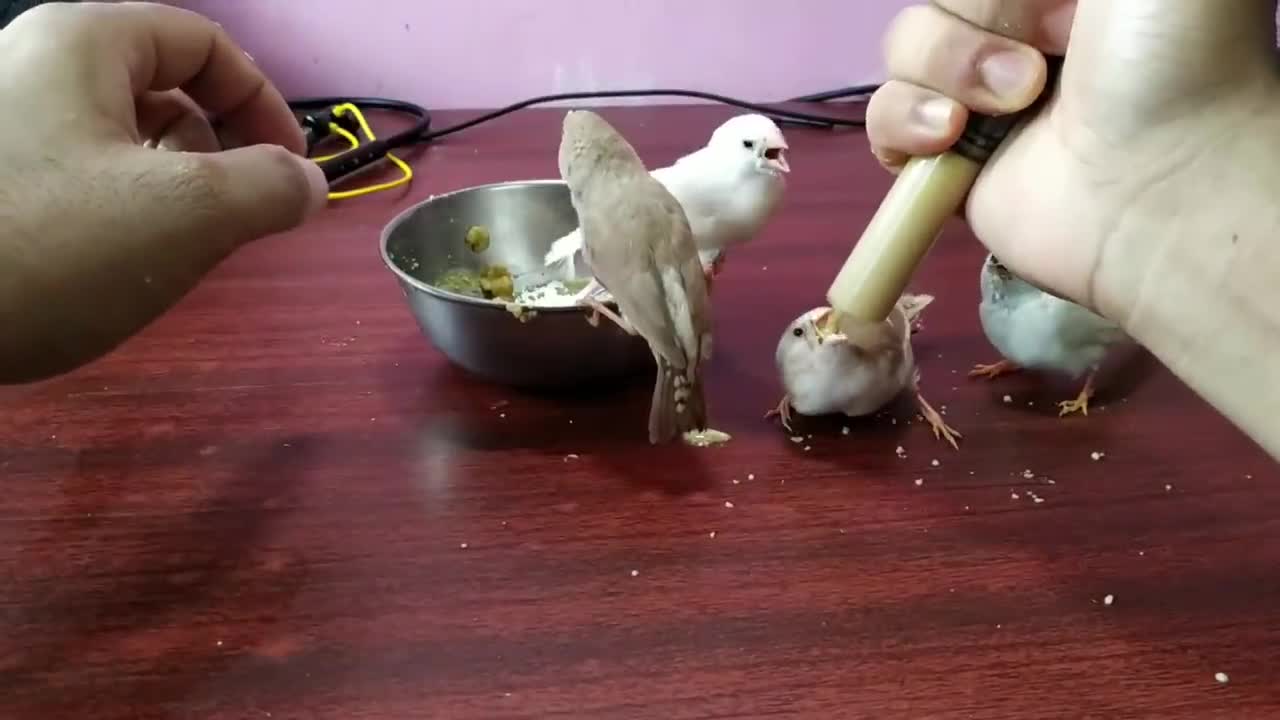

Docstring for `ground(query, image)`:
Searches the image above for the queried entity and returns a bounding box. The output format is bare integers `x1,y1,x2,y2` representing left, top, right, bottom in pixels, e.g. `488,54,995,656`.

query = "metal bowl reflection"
380,180,650,388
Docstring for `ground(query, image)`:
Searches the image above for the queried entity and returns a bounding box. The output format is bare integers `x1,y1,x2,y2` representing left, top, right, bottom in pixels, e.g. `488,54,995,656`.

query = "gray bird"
558,109,714,444
972,253,1128,415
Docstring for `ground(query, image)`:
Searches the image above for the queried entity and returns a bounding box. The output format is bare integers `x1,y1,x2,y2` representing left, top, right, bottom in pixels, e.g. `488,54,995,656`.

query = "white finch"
768,294,960,449
970,254,1128,416
545,113,789,294
558,109,714,444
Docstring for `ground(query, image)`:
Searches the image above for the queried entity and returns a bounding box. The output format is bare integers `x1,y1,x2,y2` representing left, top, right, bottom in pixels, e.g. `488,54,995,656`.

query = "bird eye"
792,327,804,337
743,140,755,149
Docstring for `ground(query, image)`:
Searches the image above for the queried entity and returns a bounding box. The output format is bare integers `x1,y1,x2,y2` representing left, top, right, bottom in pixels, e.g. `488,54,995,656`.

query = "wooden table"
2,104,1277,720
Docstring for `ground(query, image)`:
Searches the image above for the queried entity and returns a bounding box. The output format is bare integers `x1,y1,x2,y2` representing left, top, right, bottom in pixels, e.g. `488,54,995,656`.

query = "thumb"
169,144,328,244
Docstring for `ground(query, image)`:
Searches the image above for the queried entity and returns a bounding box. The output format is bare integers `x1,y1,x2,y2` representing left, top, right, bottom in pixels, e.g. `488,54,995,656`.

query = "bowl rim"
378,178,587,312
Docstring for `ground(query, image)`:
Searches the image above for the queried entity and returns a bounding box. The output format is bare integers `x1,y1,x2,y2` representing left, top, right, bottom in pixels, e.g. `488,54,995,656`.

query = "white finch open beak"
763,145,790,174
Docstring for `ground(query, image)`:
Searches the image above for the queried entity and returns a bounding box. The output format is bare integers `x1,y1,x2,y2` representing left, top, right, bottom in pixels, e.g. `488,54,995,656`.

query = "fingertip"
300,158,328,217
867,81,969,161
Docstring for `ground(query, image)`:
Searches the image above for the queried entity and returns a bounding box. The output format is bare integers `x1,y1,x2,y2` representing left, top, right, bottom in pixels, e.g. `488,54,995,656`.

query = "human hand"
0,1,326,382
865,0,1280,324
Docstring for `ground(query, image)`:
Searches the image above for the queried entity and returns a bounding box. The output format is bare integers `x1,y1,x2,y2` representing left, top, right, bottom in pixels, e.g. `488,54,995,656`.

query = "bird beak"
813,309,847,345
763,145,790,174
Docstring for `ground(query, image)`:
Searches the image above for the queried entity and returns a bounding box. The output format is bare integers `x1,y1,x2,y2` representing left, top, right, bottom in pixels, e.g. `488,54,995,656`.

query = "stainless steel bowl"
380,179,651,388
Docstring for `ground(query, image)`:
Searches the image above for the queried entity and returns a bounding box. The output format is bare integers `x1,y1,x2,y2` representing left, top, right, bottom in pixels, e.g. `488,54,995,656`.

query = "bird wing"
650,151,723,247
651,189,713,366
579,182,699,368
544,227,584,266
1042,294,1128,350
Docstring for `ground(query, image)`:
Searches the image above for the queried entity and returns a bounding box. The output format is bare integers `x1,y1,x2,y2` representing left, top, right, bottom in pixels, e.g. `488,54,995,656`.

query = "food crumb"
724,500,735,509
464,225,491,253
1215,672,1229,684
709,531,717,539
914,478,924,487
1002,395,1013,404
564,454,579,461
1033,496,1045,504
1091,451,1105,461
630,569,639,577
790,436,805,444
1022,469,1035,479
1165,483,1174,492
459,543,469,549
930,459,940,467
732,478,740,485
841,426,851,435
896,445,907,458
803,445,812,452
1011,493,1021,500
747,474,755,481
503,303,537,323
683,428,732,447
1104,594,1114,606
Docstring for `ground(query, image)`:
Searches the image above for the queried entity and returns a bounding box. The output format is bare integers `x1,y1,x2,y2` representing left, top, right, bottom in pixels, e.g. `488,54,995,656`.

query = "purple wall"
166,0,907,109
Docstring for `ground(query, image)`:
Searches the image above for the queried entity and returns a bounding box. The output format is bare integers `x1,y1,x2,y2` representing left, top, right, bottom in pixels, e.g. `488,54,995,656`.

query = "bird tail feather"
648,355,707,444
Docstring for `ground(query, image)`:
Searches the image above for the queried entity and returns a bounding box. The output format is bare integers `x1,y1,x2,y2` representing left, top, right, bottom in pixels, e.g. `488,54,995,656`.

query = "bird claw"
764,396,794,433
968,359,1019,380
1057,375,1097,417
1057,397,1090,417
929,419,963,451
701,253,727,293
581,299,636,335
915,392,961,450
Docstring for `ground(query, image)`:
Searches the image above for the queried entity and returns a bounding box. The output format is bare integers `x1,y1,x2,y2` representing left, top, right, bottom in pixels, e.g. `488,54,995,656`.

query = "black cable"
287,88,875,184
289,95,432,150
415,88,868,147
789,83,883,103
288,96,432,183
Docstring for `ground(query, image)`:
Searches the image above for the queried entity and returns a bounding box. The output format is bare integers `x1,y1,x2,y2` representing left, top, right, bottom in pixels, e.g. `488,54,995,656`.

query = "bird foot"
1057,385,1094,417
581,299,636,335
968,359,1019,380
701,254,727,292
915,392,962,450
764,396,795,433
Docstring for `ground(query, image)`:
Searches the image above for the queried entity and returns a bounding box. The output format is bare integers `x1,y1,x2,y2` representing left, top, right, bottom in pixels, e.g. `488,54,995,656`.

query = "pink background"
165,0,908,109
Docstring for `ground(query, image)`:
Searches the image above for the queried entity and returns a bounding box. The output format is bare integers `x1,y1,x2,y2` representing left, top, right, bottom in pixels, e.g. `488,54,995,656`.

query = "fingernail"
979,50,1037,99
911,97,955,134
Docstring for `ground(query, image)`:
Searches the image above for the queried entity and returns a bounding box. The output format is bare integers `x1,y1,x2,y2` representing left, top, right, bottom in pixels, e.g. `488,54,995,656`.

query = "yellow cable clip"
310,103,413,200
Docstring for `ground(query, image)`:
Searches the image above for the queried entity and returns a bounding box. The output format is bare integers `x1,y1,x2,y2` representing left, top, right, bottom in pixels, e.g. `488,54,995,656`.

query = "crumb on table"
683,428,732,448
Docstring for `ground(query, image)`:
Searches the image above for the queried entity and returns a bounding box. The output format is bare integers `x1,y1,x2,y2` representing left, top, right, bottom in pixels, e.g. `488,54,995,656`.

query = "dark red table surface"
2,104,1278,720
